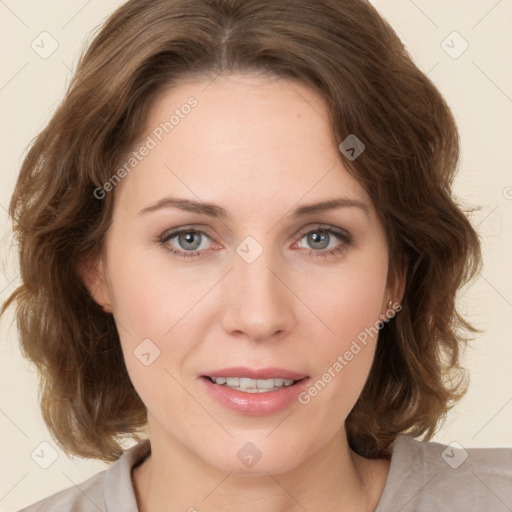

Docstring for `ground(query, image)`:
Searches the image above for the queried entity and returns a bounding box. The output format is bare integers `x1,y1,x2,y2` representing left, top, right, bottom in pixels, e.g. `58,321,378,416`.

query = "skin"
83,73,405,512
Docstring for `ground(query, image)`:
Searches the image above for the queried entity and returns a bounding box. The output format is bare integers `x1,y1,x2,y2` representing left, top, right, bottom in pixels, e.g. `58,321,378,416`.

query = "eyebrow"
137,196,370,218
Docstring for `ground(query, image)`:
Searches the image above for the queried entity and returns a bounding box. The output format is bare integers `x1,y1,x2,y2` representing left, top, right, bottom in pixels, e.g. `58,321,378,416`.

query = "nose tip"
220,258,295,342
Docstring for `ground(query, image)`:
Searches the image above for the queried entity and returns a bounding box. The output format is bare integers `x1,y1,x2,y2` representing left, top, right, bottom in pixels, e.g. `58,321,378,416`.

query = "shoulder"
17,469,106,512
17,439,151,512
375,434,512,512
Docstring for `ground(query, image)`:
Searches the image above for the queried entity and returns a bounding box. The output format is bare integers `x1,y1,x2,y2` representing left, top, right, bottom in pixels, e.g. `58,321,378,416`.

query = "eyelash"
157,224,353,260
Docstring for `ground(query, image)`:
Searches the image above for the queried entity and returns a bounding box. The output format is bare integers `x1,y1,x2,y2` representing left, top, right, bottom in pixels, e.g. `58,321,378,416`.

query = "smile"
207,376,298,393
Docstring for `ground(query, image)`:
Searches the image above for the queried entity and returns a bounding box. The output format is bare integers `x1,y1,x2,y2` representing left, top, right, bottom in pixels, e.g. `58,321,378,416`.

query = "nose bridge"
221,242,295,340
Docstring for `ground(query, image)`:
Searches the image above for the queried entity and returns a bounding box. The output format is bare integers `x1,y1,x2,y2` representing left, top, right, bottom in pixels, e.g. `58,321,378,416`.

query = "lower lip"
200,377,311,416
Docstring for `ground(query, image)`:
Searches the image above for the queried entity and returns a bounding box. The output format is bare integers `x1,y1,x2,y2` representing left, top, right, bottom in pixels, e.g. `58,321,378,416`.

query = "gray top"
18,434,512,511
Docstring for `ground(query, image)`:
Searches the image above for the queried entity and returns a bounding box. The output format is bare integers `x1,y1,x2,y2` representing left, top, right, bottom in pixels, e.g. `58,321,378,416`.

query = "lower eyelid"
162,230,213,250
159,226,351,256
297,228,351,244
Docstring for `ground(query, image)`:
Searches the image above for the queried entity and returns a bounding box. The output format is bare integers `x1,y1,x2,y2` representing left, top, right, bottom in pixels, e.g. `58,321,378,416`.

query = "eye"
295,225,353,258
157,224,353,259
158,228,214,258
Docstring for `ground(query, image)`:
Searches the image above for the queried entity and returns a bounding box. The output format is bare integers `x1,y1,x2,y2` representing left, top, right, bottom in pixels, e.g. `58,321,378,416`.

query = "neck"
133,419,389,512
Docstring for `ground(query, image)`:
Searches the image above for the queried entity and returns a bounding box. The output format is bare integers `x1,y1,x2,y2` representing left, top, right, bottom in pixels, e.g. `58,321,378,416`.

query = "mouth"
199,368,311,415
200,366,309,393
202,375,307,393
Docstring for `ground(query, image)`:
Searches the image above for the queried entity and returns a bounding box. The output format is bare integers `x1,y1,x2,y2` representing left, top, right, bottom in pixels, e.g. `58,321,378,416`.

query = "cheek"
106,244,211,338
307,253,389,345
107,249,204,418
105,245,220,396
296,252,388,410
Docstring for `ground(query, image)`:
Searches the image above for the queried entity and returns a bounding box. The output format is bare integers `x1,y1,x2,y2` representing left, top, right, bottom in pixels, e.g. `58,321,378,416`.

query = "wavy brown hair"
1,0,482,462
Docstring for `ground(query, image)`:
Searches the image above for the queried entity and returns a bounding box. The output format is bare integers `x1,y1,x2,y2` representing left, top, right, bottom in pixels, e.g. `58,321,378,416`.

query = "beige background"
1,0,511,510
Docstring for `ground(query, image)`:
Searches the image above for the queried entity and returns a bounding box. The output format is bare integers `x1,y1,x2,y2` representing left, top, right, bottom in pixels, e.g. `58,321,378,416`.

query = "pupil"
308,231,328,249
180,232,201,250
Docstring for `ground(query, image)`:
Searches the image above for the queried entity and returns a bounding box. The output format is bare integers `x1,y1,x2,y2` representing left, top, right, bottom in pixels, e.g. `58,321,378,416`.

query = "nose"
220,250,296,342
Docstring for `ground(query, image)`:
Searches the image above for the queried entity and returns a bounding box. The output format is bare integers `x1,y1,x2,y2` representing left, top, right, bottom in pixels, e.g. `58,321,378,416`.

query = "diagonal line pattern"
163,267,234,336
61,471,103,512
0,272,20,297
471,469,512,510
61,60,74,73
265,472,311,512
200,470,232,502
397,473,437,511
61,0,92,29
163,164,234,235
163,368,234,438
111,312,132,337
472,61,512,104
407,0,439,29
284,78,328,122
425,62,439,76
471,397,512,439
266,166,335,234
475,205,499,228
471,0,503,30
265,266,336,335
0,62,29,93
0,408,29,439
200,72,221,93
0,472,29,502
0,0,29,28
478,272,512,309
264,410,294,438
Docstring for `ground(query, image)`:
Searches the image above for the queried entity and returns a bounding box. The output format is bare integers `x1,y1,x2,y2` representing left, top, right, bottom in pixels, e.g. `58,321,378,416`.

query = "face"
87,73,400,475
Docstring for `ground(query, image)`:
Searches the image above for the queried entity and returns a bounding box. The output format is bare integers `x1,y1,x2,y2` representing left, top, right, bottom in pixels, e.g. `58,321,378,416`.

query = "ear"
384,251,408,309
76,253,113,313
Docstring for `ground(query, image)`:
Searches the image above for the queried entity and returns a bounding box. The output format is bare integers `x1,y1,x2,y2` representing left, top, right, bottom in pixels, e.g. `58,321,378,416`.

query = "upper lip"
202,366,308,380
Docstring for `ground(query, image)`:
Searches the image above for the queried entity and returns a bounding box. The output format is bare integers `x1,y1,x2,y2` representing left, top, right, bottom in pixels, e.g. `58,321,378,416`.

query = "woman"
2,0,511,510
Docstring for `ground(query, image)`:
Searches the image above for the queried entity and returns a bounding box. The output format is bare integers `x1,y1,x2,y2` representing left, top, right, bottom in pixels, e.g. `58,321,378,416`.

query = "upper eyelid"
295,223,350,237
160,223,351,247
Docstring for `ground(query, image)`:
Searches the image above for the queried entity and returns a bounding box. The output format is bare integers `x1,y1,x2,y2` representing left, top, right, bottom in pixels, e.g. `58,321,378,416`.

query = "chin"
202,435,313,477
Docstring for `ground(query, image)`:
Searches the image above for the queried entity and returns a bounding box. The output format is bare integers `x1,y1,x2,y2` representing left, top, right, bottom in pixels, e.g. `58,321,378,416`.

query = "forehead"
115,73,373,217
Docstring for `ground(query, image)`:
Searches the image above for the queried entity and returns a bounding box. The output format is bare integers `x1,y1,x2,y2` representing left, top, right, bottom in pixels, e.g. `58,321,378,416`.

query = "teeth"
210,376,296,392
